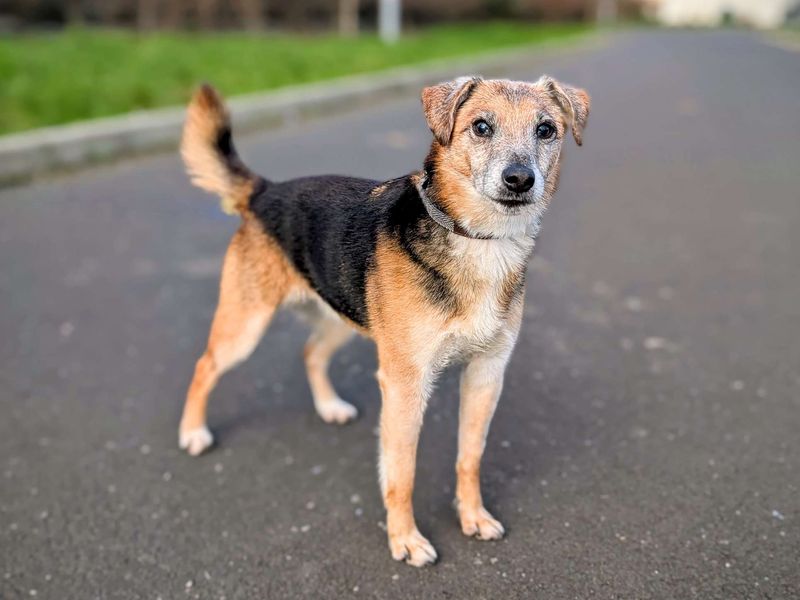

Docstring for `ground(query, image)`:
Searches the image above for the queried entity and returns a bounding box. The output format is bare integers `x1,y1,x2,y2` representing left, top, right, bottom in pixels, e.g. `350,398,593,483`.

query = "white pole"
379,0,401,44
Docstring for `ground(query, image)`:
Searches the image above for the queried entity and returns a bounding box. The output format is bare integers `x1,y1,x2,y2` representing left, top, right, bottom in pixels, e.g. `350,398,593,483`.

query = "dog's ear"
538,76,590,146
421,76,482,146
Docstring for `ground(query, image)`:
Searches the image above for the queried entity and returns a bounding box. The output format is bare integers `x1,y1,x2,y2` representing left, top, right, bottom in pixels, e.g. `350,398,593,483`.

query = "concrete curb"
759,31,800,53
0,33,603,186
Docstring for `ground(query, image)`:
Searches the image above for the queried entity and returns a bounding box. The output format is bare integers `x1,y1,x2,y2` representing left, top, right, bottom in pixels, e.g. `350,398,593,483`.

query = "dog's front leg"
455,349,512,540
376,359,437,567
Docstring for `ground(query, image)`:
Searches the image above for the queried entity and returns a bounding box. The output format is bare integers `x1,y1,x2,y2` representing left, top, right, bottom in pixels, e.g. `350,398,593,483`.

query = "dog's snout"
502,164,535,193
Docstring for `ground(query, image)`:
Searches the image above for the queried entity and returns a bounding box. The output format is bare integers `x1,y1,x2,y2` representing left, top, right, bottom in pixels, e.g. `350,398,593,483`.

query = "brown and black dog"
178,76,589,566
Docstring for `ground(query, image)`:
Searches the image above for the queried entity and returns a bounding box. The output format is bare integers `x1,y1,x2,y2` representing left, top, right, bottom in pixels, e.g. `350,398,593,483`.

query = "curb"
759,31,800,53
0,33,603,186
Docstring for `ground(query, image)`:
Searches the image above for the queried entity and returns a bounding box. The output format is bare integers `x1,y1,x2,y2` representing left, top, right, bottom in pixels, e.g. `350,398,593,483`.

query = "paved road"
1,30,799,599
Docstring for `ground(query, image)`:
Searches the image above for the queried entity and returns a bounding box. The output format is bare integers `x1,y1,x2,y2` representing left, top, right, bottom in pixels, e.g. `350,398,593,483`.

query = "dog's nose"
502,164,535,193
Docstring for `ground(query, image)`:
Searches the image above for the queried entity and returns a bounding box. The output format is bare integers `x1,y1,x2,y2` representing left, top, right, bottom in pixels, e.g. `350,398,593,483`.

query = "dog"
178,75,589,566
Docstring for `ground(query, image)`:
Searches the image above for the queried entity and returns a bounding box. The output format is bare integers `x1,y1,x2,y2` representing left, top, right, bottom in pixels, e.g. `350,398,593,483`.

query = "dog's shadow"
207,309,384,449
204,280,615,537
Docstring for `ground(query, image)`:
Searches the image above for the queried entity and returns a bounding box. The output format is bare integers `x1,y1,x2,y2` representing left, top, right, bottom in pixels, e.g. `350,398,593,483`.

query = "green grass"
0,22,590,135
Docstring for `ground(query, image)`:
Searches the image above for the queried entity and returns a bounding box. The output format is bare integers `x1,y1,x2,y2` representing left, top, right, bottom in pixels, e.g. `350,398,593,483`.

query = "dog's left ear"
538,76,590,146
421,76,482,146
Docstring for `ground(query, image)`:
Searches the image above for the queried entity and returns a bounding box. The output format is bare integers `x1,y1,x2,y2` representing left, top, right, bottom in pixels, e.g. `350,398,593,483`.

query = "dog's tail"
181,84,258,215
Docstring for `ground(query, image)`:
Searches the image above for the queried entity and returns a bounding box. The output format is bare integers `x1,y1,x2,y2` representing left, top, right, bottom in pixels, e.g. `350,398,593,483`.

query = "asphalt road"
1,30,799,599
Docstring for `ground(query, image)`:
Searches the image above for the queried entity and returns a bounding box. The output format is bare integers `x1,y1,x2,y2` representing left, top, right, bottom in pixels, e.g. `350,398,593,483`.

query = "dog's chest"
437,237,531,357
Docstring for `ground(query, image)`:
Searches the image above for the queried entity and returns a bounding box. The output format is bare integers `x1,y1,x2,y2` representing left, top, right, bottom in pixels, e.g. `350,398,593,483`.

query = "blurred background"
3,0,800,30
1,0,798,135
1,1,800,599
0,0,642,31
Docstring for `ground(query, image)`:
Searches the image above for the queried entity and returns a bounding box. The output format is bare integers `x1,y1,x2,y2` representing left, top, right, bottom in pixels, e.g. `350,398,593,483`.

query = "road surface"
1,30,798,599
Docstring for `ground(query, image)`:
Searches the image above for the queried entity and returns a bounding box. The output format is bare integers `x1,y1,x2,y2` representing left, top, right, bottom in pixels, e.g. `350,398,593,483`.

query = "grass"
0,22,590,135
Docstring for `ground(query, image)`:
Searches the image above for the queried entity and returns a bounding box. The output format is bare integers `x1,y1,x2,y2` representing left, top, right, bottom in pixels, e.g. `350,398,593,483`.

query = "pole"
379,0,400,44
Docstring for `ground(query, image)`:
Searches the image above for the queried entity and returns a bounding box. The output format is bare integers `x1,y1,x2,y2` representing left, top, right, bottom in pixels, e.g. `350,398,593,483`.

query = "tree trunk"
64,0,84,26
338,0,359,36
197,0,218,30
97,0,123,26
234,0,266,31
596,0,617,23
137,0,159,30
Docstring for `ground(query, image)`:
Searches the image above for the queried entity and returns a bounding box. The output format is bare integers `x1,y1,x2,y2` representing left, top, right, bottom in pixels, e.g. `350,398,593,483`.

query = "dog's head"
421,76,589,237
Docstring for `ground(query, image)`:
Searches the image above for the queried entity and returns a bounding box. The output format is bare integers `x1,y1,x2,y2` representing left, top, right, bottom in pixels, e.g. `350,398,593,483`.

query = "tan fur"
370,183,389,198
420,76,482,146
455,300,522,539
179,216,306,453
181,84,254,215
538,75,591,146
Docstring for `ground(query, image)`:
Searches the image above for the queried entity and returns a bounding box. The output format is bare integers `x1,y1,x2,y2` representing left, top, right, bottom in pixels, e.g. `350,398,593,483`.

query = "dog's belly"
284,287,352,327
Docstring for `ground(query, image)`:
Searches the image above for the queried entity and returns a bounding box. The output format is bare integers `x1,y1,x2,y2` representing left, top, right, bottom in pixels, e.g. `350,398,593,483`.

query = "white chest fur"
434,235,533,363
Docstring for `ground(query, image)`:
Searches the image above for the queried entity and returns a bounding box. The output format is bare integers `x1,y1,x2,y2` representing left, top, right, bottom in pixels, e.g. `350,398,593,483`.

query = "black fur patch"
216,127,234,157
249,174,458,327
215,125,250,179
384,187,460,314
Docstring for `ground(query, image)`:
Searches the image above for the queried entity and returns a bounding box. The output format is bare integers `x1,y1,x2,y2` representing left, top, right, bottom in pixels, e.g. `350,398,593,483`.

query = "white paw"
388,528,438,567
459,506,505,540
315,397,358,425
179,425,214,456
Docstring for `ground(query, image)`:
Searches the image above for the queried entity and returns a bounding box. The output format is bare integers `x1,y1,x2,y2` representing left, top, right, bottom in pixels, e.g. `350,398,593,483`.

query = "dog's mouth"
490,195,533,208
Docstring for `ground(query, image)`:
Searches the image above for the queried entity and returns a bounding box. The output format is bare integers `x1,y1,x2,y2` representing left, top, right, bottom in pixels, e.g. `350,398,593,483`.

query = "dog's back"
181,85,449,329
251,174,396,326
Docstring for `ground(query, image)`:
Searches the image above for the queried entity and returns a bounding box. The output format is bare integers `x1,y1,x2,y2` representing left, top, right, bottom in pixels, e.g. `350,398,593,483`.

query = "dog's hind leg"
304,314,357,424
179,224,283,456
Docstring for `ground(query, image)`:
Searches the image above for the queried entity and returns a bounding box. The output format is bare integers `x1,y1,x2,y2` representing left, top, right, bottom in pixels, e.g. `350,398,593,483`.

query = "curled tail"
181,84,258,215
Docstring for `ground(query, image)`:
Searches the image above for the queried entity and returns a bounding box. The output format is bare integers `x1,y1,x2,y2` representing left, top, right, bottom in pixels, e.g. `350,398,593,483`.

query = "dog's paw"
388,528,438,567
315,397,358,425
459,506,505,540
179,425,214,456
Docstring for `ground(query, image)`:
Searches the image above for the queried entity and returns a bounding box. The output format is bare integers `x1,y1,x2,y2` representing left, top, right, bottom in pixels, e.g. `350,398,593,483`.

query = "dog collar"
419,187,494,239
416,173,538,240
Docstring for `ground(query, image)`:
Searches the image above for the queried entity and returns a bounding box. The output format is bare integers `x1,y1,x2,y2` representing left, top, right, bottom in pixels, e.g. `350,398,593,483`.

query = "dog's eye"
472,119,492,137
536,122,556,140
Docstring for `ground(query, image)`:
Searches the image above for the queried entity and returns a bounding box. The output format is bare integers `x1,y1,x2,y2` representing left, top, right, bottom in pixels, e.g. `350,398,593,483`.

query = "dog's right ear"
421,76,482,146
537,75,590,146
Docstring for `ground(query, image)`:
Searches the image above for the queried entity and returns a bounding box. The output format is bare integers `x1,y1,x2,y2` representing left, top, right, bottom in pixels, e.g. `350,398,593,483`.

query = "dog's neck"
416,171,495,240
415,167,540,241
